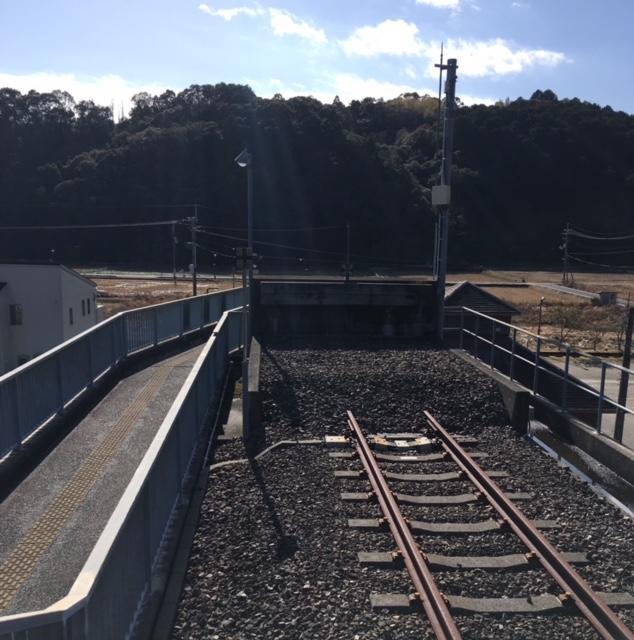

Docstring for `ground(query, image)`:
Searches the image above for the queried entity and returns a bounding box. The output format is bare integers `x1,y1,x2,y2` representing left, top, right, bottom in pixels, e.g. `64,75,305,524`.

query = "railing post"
122,314,129,355
86,335,94,386
596,362,607,433
110,321,117,365
10,377,23,450
532,336,541,395
474,315,480,359
490,323,496,369
56,352,65,412
459,308,464,349
153,307,159,347
510,328,517,381
562,346,570,411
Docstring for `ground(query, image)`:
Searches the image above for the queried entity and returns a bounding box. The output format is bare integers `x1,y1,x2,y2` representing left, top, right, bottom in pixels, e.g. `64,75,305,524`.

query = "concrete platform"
0,344,204,616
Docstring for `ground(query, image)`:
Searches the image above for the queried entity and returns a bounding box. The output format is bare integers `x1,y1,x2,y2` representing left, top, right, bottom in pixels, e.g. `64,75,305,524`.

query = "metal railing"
449,306,633,449
0,287,244,460
0,306,243,638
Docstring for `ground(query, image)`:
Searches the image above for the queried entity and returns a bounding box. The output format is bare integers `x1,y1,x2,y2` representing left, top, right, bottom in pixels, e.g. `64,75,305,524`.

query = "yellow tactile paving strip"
0,362,176,612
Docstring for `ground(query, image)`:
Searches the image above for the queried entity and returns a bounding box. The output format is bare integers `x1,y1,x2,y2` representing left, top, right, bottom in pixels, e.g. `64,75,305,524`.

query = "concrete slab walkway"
0,344,203,616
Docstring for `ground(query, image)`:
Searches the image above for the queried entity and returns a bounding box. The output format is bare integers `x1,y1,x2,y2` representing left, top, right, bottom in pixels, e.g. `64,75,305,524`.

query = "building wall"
60,268,97,341
0,289,10,373
0,264,97,373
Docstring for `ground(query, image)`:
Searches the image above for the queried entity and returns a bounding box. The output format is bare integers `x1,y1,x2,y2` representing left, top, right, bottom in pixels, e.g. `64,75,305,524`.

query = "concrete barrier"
451,349,530,434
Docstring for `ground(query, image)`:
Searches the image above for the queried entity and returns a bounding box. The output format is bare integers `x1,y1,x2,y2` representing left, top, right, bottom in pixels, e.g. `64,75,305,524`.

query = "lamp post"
537,296,545,335
235,148,254,446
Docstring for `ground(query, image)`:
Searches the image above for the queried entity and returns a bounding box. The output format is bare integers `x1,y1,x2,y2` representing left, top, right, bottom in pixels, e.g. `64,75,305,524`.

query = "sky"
1,0,634,115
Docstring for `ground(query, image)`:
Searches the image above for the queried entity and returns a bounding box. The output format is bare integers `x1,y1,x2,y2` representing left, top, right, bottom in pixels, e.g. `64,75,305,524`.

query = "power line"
197,224,344,233
569,249,634,256
569,255,634,270
0,220,180,231
196,228,420,265
568,228,634,241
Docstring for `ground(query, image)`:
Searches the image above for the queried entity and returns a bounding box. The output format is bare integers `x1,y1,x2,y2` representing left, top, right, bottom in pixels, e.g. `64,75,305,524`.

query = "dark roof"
445,281,520,316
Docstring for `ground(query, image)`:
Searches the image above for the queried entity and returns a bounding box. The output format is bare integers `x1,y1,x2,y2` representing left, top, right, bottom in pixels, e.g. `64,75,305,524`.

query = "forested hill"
1,83,633,270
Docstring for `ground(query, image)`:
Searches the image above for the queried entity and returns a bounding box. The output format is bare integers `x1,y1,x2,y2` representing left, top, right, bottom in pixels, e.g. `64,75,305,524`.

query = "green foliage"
0,83,633,269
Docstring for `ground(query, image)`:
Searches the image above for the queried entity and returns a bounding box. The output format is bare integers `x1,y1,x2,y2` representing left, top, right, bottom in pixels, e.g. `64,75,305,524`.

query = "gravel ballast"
171,341,634,640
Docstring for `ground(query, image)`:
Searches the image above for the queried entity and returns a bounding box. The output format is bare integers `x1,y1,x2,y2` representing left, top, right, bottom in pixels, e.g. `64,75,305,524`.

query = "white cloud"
198,3,264,20
404,65,419,79
416,0,461,8
339,19,424,57
268,8,327,44
422,38,568,77
0,71,170,118
511,1,530,7
198,4,326,43
252,73,494,106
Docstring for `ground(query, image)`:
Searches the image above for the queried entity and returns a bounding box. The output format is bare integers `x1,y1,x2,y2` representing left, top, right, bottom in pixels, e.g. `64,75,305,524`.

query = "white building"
0,263,98,373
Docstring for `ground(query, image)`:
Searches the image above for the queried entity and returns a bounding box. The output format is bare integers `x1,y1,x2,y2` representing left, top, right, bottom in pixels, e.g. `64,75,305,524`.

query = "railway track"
333,410,634,640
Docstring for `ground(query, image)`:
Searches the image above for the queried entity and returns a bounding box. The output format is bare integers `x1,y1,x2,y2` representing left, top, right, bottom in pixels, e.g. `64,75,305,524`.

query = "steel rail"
347,411,462,640
424,410,634,640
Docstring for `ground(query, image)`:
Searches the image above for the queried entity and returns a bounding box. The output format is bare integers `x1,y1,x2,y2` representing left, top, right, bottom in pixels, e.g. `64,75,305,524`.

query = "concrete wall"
255,279,437,338
0,264,97,372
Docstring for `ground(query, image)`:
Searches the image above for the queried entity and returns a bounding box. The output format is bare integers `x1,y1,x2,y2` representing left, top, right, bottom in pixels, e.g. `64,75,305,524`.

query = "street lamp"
235,148,254,447
234,149,254,350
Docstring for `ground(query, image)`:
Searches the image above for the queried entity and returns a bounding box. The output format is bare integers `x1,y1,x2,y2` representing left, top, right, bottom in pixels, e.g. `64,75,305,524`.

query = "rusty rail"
424,410,634,640
346,411,462,640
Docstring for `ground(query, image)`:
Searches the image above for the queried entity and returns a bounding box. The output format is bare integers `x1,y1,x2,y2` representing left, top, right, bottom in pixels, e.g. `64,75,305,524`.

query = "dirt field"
449,271,630,353
92,269,631,353
451,270,634,299
94,277,234,318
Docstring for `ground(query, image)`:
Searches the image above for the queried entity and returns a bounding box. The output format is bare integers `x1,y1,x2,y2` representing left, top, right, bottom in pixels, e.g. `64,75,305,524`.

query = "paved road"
534,282,629,307
0,344,203,616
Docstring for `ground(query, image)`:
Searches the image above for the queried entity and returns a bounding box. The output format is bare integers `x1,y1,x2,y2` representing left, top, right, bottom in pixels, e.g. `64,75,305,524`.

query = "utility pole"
562,223,570,284
614,305,634,443
344,221,351,283
190,205,198,296
434,57,458,341
436,42,444,148
171,222,177,282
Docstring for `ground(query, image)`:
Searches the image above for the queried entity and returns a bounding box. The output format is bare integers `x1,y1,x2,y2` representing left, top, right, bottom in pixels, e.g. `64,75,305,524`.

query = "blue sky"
1,0,634,114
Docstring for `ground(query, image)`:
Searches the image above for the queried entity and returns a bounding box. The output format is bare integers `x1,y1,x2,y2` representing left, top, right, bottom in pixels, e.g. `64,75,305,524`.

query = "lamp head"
234,149,251,168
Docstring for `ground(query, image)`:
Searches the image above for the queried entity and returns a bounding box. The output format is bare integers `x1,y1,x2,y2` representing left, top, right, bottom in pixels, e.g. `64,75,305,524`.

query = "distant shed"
444,281,520,337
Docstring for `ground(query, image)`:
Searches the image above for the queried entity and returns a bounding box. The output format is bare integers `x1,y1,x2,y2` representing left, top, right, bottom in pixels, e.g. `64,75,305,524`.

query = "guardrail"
0,287,244,460
0,306,243,639
449,306,633,448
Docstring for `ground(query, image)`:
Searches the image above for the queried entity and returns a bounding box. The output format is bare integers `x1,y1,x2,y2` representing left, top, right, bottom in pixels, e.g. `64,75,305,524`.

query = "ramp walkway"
0,344,202,616
0,288,243,638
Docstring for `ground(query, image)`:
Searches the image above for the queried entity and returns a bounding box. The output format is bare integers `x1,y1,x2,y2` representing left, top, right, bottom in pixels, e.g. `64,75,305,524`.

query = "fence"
0,305,243,639
0,287,244,460
450,306,634,449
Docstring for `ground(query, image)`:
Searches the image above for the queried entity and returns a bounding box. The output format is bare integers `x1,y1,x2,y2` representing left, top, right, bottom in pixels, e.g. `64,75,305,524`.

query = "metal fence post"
474,315,480,359
490,323,496,369
459,308,465,349
510,328,517,382
562,346,570,411
10,377,23,449
596,362,607,433
153,307,159,347
86,335,94,386
122,314,130,355
56,352,65,412
532,336,541,395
